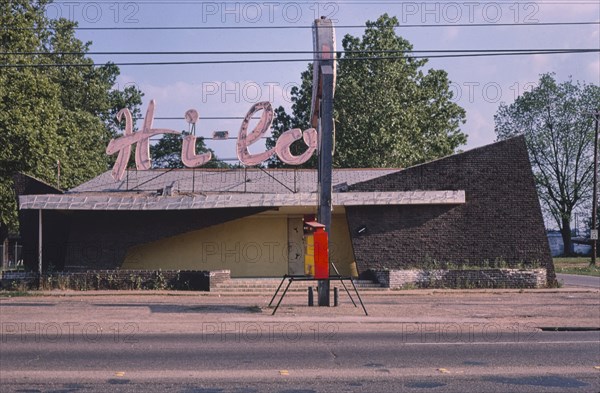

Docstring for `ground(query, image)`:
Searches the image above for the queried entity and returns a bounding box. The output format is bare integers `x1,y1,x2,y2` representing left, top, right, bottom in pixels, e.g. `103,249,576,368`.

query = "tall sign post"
590,111,599,266
311,17,336,306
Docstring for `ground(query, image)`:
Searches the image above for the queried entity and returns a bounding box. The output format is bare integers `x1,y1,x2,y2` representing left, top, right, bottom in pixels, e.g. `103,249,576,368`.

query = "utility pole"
311,17,336,306
317,67,334,306
590,110,599,266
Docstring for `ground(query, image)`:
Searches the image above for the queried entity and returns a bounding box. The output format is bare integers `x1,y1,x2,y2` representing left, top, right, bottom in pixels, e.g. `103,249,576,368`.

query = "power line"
43,0,600,3
151,117,259,120
42,0,600,2
1,21,598,31
2,49,598,68
4,48,597,56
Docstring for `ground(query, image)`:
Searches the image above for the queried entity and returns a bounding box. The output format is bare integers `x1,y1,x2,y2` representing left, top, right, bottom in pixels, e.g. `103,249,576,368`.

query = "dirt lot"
1,288,598,336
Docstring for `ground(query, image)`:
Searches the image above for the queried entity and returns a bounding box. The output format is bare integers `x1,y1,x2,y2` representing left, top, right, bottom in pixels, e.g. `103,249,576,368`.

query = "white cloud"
531,54,551,74
588,60,600,82
463,109,496,149
141,81,202,108
537,3,599,20
441,27,460,43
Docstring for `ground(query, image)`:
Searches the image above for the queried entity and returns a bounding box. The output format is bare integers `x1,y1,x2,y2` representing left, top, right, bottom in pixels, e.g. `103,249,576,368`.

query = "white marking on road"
1,366,598,382
399,341,599,346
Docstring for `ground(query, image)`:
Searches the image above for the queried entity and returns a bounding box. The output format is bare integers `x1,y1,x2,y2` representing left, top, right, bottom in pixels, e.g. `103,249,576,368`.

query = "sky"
43,0,600,163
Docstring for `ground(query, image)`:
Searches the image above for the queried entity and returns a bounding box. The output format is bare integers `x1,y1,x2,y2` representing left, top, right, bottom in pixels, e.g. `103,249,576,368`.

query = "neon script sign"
106,100,318,181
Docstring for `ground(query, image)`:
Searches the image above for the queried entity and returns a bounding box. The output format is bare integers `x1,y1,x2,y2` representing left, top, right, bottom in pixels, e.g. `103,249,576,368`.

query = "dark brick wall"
0,269,230,291
371,269,547,289
63,207,268,271
346,136,555,284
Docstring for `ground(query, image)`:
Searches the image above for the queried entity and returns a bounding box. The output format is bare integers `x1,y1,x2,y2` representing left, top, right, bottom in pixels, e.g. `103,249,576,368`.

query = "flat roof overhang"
19,191,465,211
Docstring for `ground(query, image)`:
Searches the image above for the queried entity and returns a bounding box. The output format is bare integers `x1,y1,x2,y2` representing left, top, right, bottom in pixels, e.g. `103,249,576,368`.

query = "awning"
19,190,465,211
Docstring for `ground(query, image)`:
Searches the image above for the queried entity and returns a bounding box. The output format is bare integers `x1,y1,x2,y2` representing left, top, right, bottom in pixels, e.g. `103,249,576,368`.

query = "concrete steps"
212,278,384,293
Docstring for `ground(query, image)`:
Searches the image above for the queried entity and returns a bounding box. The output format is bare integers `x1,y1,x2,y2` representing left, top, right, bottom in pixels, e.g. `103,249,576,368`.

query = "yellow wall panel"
329,216,356,276
122,213,356,278
122,216,288,277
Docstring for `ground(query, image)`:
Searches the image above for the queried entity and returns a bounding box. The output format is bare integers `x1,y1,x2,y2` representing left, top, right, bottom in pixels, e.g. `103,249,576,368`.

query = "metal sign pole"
38,209,42,288
591,111,599,266
311,17,336,307
317,68,334,306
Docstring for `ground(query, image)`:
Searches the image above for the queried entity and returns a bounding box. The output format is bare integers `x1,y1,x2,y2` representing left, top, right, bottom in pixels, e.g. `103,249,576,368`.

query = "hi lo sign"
106,100,318,181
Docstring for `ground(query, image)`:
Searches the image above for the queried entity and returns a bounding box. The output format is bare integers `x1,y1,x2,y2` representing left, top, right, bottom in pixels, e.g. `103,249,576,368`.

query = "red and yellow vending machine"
304,221,329,279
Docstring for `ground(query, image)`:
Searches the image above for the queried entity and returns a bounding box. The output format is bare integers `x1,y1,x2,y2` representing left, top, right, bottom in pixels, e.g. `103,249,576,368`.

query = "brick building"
13,136,555,284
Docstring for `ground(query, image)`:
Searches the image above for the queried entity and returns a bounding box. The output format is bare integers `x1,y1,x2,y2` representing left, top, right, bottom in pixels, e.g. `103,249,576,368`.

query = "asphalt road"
1,329,599,392
556,273,600,288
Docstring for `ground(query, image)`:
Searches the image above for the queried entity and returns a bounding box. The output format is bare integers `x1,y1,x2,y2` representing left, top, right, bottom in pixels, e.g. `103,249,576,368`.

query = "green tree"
267,14,467,168
150,132,229,169
105,81,144,137
0,1,143,231
495,73,600,256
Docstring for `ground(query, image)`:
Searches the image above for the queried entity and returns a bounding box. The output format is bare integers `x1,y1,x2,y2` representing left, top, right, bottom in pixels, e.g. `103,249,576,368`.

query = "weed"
152,270,168,290
0,290,34,297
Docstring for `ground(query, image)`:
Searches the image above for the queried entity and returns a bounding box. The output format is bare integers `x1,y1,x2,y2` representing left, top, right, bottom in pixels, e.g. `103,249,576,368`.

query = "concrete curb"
1,287,598,297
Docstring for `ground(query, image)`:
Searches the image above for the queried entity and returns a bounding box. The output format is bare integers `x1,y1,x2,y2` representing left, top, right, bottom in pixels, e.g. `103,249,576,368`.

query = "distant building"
547,232,564,257
547,231,592,257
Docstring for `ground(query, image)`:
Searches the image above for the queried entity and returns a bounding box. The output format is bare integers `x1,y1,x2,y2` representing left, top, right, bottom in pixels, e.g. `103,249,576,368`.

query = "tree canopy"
495,73,600,256
150,132,229,169
0,0,143,231
267,14,467,168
